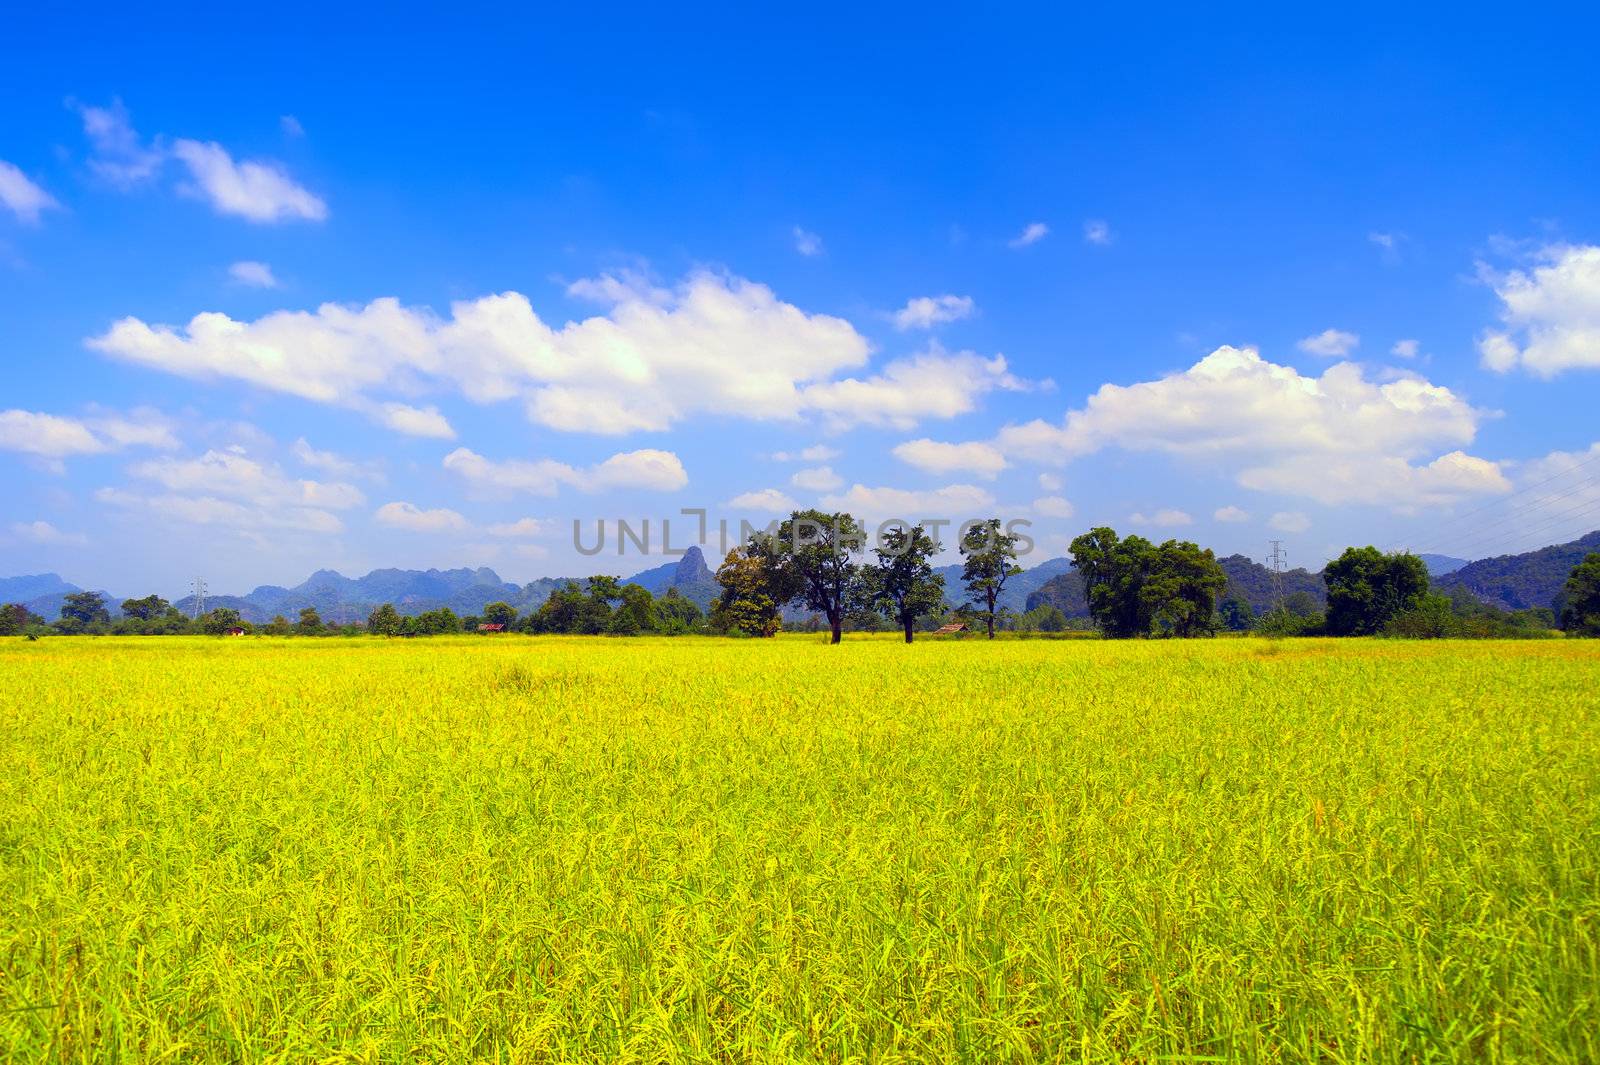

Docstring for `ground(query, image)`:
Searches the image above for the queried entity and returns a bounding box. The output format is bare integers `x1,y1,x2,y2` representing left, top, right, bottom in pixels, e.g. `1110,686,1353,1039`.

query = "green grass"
2,635,1597,1062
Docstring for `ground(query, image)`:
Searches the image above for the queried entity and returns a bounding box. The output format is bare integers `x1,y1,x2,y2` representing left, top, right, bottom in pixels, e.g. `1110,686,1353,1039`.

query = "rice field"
1,635,1597,1062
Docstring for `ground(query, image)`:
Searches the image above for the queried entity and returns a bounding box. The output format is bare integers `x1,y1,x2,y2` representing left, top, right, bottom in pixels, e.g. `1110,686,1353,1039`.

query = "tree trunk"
986,613,996,638
829,613,843,644
903,619,915,643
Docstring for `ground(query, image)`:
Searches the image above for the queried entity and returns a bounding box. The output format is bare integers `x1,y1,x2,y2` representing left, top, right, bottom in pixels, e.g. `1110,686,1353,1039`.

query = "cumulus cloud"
0,161,60,224
229,260,279,288
127,449,366,510
172,139,327,223
96,486,344,534
790,465,843,492
1477,245,1600,377
1391,338,1420,359
891,438,1007,479
772,444,839,462
727,488,800,512
1032,496,1075,518
375,501,468,533
892,294,975,331
0,408,177,462
1269,511,1312,533
819,483,996,517
443,447,687,497
1009,222,1049,248
484,517,547,537
1130,508,1193,527
1213,505,1250,523
89,272,1032,438
1038,472,1063,492
793,226,823,256
291,438,383,482
928,345,1502,509
374,403,455,439
1297,329,1360,358
10,520,87,546
1083,219,1112,245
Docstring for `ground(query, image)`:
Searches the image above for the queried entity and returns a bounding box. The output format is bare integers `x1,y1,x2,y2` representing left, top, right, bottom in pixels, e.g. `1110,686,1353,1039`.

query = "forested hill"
1434,530,1600,611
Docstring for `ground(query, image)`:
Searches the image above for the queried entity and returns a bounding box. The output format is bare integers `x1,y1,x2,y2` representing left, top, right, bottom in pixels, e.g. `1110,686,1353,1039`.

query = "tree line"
5,520,1598,640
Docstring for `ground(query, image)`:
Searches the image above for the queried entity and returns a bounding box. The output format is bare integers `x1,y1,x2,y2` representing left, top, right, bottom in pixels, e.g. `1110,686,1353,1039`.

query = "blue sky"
4,5,1600,596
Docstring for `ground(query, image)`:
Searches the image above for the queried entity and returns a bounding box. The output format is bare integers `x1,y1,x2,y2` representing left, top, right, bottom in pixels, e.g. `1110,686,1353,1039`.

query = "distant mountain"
1435,530,1600,611
622,546,718,610
935,555,1075,613
170,566,569,624
0,573,80,601
1024,553,1329,620
1419,553,1471,577
1024,571,1089,617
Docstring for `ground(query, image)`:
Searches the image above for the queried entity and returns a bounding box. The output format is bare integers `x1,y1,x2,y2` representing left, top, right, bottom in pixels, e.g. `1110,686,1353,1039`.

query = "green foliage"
262,615,291,636
1323,547,1430,636
56,591,111,634
0,603,45,636
481,602,518,630
200,608,248,635
120,595,171,622
856,524,945,642
710,548,783,638
761,510,865,644
1218,595,1254,632
1016,604,1070,632
367,603,402,636
1069,527,1227,638
295,606,325,636
608,585,656,636
960,519,1023,639
1560,552,1600,635
653,588,703,635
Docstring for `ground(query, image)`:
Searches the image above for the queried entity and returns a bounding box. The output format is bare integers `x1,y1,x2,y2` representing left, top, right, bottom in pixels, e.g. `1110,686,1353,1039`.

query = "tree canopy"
1323,547,1429,636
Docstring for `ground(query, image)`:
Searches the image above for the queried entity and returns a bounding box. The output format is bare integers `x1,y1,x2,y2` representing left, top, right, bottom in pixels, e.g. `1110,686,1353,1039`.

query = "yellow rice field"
2,635,1597,1062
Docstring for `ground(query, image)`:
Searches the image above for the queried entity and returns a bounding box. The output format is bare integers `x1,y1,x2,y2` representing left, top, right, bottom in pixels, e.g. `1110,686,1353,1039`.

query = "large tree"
120,594,171,621
1561,552,1600,636
763,510,864,644
367,603,402,636
1323,547,1430,636
961,519,1023,638
857,524,946,642
0,603,43,636
710,547,785,637
1069,527,1226,638
57,591,110,634
481,601,518,630
295,606,325,635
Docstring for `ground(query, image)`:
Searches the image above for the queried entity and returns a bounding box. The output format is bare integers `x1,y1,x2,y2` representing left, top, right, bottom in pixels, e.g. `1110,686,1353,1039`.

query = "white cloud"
772,444,839,462
971,346,1501,508
790,465,843,492
0,408,176,461
0,162,60,224
375,501,468,533
891,438,1007,479
70,99,164,187
801,344,1032,431
1478,245,1600,377
892,294,975,331
1391,338,1420,359
280,115,305,138
1009,222,1049,248
1297,329,1360,358
229,260,279,288
1213,505,1250,523
10,520,87,546
727,488,799,512
1032,496,1075,518
484,517,547,537
1268,511,1312,533
1038,472,1063,492
291,438,382,482
793,226,823,256
374,402,455,439
96,486,343,534
1369,232,1397,250
1083,219,1112,245
819,483,996,517
443,447,688,497
171,139,327,223
1130,508,1193,528
127,449,365,510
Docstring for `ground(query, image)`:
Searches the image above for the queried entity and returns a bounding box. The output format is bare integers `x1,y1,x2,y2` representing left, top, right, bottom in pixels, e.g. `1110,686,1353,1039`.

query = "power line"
1390,449,1600,555
1417,484,1600,562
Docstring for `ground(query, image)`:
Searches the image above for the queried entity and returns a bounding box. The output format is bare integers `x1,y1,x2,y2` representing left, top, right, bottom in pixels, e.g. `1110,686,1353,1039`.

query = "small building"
224,626,248,637
932,622,966,635
478,623,506,633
